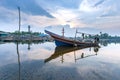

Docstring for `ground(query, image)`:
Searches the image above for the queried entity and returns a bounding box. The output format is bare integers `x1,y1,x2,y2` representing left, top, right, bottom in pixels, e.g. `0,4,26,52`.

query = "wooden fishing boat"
45,30,98,47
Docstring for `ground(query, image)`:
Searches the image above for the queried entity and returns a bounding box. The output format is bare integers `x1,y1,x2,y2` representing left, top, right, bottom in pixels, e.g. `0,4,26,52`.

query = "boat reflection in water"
44,45,100,63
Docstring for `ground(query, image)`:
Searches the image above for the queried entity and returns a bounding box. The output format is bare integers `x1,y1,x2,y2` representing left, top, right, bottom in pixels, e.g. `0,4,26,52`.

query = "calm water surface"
0,42,120,80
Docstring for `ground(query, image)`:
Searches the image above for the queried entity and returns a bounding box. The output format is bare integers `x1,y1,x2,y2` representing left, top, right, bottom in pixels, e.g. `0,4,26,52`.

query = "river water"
0,41,120,80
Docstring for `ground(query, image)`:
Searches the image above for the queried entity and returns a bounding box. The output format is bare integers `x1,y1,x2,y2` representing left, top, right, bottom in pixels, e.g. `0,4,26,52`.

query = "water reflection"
28,43,31,50
1,41,120,80
100,40,120,47
45,46,100,63
15,41,47,80
16,42,21,80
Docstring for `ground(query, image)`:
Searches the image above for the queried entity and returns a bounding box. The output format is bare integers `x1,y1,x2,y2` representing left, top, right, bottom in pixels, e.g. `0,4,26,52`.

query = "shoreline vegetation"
0,31,53,42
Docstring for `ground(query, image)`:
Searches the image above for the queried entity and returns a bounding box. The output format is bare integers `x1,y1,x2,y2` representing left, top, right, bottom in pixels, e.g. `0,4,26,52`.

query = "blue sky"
0,0,120,36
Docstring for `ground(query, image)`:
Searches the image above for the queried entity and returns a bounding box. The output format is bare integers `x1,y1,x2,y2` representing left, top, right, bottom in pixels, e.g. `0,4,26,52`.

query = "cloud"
0,6,62,31
79,0,102,12
35,0,82,9
0,0,120,35
95,16,120,29
24,15,61,27
94,0,105,7
0,7,18,23
100,4,118,17
77,0,120,30
0,0,53,18
35,0,88,28
28,0,120,33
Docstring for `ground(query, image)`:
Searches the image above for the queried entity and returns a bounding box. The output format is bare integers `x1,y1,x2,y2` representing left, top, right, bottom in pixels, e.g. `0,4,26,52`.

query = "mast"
61,27,65,63
74,29,77,46
62,27,65,37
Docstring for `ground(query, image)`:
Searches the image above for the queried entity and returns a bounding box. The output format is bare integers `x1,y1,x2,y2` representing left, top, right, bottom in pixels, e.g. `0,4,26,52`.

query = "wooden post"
17,7,21,41
18,7,21,32
28,25,30,33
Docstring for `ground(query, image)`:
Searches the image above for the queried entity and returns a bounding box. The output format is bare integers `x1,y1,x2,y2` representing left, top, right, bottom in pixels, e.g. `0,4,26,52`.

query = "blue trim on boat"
55,40,73,46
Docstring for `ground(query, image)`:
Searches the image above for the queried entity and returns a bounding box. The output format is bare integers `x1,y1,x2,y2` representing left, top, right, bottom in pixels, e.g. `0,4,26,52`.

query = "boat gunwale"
45,30,96,45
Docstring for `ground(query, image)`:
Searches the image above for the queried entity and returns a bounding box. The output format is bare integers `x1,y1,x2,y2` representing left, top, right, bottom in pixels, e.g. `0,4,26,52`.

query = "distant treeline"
84,32,120,39
10,31,43,36
0,30,45,36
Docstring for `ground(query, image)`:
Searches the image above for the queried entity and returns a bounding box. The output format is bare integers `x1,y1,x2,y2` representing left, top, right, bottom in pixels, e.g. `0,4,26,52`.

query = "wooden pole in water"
18,7,21,32
28,25,30,33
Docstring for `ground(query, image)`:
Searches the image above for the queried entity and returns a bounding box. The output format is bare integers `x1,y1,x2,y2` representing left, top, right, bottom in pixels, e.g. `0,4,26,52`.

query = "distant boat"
45,30,98,47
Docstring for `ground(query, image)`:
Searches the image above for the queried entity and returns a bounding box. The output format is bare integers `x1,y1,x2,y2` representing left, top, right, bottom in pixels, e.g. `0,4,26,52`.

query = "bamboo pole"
17,7,21,41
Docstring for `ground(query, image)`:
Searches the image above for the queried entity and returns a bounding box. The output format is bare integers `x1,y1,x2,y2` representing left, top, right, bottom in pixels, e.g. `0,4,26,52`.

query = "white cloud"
27,0,119,29
35,0,87,28
79,0,102,12
94,16,120,29
51,8,78,21
0,7,18,23
0,7,62,29
50,8,86,27
23,15,61,27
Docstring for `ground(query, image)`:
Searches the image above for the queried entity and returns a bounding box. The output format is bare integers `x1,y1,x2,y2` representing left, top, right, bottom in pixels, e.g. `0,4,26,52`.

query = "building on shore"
0,31,9,37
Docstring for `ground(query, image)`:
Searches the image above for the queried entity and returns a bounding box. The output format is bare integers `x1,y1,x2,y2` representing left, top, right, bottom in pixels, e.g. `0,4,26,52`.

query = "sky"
0,0,120,36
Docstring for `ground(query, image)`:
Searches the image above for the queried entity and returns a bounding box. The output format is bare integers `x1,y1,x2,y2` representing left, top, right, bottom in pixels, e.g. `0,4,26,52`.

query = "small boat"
45,30,98,47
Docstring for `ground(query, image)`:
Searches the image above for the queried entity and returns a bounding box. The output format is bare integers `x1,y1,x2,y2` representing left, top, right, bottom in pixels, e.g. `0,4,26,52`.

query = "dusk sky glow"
0,0,120,36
